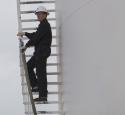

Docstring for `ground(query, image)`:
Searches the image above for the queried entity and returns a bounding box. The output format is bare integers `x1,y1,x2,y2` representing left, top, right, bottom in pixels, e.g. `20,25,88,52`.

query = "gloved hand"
17,32,25,36
20,46,27,52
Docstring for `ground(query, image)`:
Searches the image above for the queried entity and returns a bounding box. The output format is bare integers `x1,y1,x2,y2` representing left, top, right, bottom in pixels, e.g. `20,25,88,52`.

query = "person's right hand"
21,46,27,52
17,32,25,36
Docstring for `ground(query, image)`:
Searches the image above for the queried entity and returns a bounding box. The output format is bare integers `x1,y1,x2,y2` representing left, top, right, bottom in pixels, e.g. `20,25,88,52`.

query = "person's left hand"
17,32,25,36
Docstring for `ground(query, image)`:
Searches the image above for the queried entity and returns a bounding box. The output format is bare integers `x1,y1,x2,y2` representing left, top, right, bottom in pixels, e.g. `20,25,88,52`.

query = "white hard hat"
35,6,49,15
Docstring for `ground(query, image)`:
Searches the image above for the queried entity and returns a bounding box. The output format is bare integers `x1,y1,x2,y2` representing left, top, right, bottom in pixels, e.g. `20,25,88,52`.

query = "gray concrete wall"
56,0,125,115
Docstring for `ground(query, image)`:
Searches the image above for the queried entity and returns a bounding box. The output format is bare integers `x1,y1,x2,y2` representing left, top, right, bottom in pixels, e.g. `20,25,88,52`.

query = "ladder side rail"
20,38,37,115
17,0,37,114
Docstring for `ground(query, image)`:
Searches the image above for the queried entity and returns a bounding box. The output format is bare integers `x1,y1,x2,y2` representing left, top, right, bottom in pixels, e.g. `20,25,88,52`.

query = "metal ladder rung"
35,101,59,104
21,72,59,76
25,111,62,114
51,45,59,47
22,27,56,30
26,54,59,57
19,42,58,49
37,111,62,114
21,44,58,47
48,82,62,85
33,91,61,95
20,63,59,66
47,63,59,66
21,72,59,77
21,35,56,40
23,44,58,47
22,82,61,86
23,91,61,95
23,101,59,105
21,9,55,14
20,1,55,4
21,18,56,22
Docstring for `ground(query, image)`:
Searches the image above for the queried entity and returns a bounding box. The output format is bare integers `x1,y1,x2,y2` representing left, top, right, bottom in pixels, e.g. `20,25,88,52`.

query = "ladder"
17,0,64,115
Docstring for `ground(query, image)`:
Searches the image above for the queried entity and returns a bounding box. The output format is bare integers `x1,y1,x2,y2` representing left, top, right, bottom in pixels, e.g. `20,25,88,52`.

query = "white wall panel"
57,0,125,115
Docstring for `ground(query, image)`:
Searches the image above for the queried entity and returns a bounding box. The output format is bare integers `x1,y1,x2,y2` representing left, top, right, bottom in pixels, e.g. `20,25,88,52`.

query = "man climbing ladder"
17,6,52,102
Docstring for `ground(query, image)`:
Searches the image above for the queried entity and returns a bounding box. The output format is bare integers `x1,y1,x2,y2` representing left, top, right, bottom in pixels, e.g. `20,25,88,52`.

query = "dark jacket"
25,19,52,58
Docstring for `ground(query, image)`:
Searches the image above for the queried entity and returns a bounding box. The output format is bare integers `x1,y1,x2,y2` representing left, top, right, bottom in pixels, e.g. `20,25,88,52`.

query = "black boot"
34,97,47,103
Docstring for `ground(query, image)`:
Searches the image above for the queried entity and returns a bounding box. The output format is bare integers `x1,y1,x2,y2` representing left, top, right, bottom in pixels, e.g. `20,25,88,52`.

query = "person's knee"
36,63,46,75
27,61,34,70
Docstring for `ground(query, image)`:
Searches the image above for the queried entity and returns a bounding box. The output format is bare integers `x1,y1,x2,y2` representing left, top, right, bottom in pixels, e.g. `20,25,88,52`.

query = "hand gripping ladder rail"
17,0,64,115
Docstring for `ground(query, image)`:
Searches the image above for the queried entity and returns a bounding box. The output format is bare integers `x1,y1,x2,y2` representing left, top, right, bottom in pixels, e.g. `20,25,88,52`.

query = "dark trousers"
27,55,48,98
